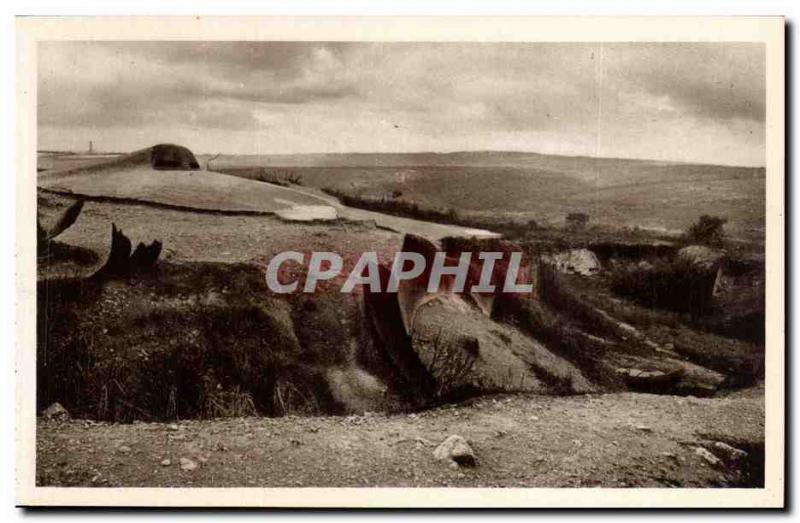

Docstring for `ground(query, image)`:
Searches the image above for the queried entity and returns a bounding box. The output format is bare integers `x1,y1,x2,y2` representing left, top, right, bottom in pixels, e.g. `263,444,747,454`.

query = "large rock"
433,435,477,466
411,294,595,398
695,446,723,468
180,457,199,471
711,441,748,464
677,245,725,297
41,402,70,421
546,249,601,276
612,354,725,396
616,367,684,388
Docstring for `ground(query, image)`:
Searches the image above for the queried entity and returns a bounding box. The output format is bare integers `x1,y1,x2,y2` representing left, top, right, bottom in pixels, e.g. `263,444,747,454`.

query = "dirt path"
37,389,764,488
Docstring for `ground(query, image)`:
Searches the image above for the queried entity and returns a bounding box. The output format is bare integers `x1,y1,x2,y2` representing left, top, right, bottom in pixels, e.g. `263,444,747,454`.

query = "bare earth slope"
39,152,496,239
38,389,764,488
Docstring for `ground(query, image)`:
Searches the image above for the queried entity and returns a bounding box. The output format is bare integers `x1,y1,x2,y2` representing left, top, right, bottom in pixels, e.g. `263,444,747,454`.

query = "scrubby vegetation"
566,212,589,230
493,292,626,391
414,328,478,401
214,166,303,187
535,259,764,390
255,169,303,187
322,187,540,238
320,187,691,252
685,214,728,247
36,263,352,422
607,258,719,317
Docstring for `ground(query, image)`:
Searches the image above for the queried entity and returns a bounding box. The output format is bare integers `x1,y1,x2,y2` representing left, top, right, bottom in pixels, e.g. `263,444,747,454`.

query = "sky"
38,41,765,166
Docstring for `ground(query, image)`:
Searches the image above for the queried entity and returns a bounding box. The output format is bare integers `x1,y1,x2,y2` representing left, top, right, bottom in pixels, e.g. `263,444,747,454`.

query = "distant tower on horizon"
88,140,93,154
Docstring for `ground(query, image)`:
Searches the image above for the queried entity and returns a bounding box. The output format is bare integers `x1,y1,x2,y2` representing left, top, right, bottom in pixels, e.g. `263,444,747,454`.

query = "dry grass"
414,327,478,400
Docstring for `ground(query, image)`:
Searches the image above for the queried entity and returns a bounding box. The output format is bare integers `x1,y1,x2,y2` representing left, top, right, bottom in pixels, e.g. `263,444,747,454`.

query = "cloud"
38,42,359,129
37,41,766,165
601,43,765,122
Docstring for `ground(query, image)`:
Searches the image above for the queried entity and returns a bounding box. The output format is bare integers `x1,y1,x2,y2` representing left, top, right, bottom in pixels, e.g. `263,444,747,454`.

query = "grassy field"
208,152,765,242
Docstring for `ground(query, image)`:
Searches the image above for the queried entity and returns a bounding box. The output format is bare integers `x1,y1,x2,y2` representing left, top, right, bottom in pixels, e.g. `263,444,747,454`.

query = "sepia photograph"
15,16,784,508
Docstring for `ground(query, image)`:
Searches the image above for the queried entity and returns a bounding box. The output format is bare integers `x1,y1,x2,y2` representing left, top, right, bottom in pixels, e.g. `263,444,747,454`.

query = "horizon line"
36,147,766,170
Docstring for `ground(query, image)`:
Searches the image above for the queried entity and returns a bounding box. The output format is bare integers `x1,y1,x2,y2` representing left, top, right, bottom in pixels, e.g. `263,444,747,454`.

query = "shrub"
686,214,727,247
321,188,538,239
255,168,303,187
202,385,257,418
608,258,718,317
36,264,339,422
565,212,589,230
413,327,477,401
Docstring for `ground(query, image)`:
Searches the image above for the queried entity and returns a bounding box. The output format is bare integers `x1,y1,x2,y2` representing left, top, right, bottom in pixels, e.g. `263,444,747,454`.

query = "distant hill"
204,150,764,189
207,150,765,242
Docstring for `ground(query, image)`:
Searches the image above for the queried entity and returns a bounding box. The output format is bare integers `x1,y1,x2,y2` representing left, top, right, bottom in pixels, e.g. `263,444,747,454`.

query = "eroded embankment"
38,262,413,421
36,192,764,423
37,258,596,422
38,256,764,423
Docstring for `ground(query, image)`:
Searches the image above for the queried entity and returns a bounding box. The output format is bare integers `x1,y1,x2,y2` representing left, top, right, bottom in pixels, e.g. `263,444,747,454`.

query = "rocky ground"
37,387,764,488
